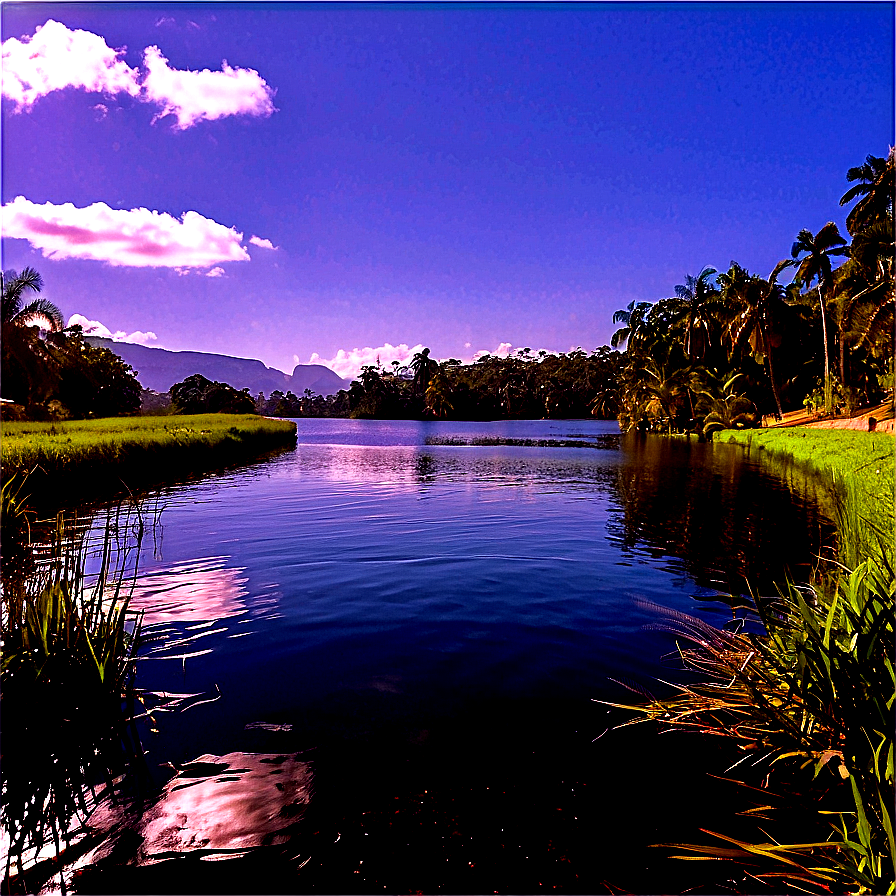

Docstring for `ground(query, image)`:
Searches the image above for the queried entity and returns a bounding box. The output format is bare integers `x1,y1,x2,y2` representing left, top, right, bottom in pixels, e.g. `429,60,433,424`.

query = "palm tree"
424,368,454,418
830,219,895,389
719,260,792,418
839,149,894,237
1,268,64,405
410,347,439,395
633,360,690,433
670,267,720,363
790,223,849,412
1,268,63,331
692,369,758,439
610,301,653,351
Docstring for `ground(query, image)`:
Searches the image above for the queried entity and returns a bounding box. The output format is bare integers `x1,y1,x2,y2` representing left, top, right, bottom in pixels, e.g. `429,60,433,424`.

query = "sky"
1,2,893,380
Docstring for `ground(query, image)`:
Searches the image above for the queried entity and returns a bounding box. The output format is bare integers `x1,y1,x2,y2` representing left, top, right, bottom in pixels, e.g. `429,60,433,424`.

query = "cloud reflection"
130,557,248,625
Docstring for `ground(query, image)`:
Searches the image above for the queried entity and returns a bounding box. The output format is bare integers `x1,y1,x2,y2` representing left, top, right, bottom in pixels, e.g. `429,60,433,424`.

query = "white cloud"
141,45,275,129
1,19,140,109
205,266,226,277
68,313,158,345
472,342,514,361
1,20,276,130
308,343,427,380
249,235,276,250
307,342,527,378
2,196,250,268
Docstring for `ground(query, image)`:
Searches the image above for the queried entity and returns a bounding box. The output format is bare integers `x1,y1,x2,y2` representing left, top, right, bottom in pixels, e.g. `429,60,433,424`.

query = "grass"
722,428,895,568
602,426,895,894
0,414,297,511
0,492,147,891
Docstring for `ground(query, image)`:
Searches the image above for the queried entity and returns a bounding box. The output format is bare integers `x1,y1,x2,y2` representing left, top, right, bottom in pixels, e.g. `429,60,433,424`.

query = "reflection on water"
135,752,312,861
130,558,249,625
612,434,834,594
64,419,837,893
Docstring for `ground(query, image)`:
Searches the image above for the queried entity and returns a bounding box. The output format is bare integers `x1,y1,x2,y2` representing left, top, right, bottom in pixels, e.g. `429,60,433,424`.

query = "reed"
602,427,895,893
0,493,148,891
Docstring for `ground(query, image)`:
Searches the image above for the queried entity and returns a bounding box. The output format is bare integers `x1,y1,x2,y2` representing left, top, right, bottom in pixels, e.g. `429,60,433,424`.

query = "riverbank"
723,426,894,565
1,414,297,512
667,425,895,891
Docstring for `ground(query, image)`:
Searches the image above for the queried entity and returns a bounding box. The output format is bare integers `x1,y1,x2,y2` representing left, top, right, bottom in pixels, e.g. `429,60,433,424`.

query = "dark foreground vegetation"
606,427,894,893
0,415,297,510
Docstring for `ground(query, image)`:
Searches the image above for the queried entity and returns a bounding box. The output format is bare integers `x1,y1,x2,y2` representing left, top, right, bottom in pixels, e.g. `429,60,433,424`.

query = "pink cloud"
68,313,158,346
1,19,140,109
308,343,427,380
249,235,276,250
2,196,250,268
472,342,514,361
1,20,277,130
206,266,226,277
141,45,276,129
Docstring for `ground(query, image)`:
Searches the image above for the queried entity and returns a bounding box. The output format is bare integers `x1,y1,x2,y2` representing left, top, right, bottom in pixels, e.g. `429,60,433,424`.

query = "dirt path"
762,400,895,433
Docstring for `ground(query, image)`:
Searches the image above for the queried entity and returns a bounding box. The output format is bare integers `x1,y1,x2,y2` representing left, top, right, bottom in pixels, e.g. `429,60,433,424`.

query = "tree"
54,330,141,418
1,268,63,332
424,369,454,418
840,149,894,237
610,301,653,351
170,374,256,415
410,347,440,395
1,268,65,407
790,223,849,412
719,260,792,419
670,267,721,364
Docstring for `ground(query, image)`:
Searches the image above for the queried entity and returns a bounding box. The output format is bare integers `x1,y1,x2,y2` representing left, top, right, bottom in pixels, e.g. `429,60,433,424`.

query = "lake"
74,419,833,894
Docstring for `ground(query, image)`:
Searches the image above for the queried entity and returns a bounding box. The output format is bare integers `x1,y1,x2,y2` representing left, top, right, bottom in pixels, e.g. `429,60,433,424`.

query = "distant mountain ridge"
85,338,351,397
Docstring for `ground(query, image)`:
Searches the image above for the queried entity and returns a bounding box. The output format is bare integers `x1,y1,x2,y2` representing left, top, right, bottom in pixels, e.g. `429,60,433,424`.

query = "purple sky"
2,3,893,379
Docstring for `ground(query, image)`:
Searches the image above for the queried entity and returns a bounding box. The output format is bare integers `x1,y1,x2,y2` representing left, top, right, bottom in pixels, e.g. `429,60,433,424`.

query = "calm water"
75,419,833,894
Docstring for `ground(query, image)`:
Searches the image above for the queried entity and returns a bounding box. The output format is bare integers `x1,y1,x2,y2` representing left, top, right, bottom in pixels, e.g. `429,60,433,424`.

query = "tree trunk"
763,327,784,419
818,282,832,413
839,324,847,391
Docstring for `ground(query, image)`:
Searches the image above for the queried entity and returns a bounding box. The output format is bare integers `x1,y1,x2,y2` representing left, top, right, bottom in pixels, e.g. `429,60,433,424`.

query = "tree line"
3,149,890,427
611,148,893,437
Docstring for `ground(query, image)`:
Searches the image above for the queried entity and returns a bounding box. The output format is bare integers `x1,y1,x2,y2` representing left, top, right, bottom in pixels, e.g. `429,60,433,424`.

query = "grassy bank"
723,428,895,567
1,414,297,511
608,426,894,893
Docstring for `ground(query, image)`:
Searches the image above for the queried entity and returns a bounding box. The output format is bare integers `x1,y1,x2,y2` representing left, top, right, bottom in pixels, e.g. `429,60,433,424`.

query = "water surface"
77,419,833,893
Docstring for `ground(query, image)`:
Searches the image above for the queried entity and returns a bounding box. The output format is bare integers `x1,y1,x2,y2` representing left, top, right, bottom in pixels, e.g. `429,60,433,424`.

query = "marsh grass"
0,494,147,885
0,414,297,510
424,434,620,449
602,428,895,893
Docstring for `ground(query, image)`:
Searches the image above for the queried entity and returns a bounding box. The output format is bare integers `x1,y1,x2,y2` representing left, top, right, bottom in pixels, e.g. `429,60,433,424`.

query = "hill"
84,338,350,397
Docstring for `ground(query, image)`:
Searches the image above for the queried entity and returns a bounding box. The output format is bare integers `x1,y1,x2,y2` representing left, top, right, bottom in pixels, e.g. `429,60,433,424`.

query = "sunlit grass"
1,414,297,508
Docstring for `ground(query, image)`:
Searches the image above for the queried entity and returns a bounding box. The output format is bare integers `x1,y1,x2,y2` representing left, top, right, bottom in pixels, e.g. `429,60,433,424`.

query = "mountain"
85,338,350,396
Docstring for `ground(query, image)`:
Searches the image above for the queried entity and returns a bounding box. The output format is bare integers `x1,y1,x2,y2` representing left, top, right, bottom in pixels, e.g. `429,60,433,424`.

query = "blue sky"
2,2,893,378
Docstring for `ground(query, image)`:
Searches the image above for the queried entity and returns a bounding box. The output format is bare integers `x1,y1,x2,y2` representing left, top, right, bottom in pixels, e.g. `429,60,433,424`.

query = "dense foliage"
612,149,894,436
337,345,624,420
1,269,141,420
170,373,256,415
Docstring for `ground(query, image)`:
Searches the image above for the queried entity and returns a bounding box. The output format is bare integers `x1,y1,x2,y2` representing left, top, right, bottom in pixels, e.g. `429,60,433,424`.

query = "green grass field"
1,414,297,511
